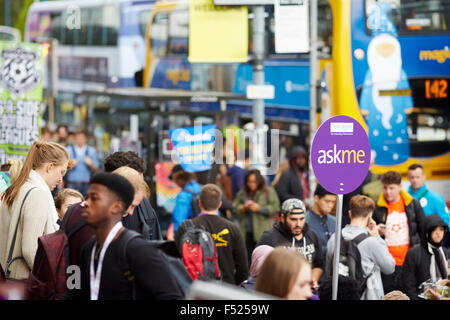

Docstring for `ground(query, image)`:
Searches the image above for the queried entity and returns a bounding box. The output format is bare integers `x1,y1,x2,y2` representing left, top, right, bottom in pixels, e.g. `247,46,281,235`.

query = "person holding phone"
233,169,280,264
326,195,395,300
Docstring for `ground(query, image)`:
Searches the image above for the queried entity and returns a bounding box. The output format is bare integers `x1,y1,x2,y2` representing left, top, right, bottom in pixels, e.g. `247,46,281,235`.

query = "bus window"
366,0,450,34
89,7,103,46
318,0,332,55
77,8,90,45
139,9,152,38
103,5,119,46
49,12,64,44
150,12,169,57
168,10,189,55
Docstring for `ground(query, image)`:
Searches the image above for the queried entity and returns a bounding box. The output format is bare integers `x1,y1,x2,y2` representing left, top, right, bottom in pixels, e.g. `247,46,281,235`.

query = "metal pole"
308,0,318,207
331,194,343,300
252,6,265,169
5,0,11,27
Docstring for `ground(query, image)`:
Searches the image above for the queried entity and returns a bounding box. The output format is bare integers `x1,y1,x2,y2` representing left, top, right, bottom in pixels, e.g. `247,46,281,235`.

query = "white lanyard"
90,221,123,300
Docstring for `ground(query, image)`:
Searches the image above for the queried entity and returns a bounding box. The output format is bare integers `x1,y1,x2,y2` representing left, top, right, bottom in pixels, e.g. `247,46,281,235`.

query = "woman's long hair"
255,247,310,299
244,169,267,198
2,141,70,209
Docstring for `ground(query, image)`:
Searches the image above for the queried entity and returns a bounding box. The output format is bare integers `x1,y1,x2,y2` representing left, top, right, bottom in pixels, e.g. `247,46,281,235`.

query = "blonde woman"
0,141,71,280
112,166,150,217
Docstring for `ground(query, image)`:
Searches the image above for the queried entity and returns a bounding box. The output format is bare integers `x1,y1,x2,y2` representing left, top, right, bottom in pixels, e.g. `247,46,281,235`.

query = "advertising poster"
170,124,216,172
0,42,43,165
155,162,181,214
189,0,248,62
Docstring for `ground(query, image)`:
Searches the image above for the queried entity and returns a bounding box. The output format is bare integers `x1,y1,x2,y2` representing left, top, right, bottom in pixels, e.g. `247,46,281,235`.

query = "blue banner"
169,124,216,172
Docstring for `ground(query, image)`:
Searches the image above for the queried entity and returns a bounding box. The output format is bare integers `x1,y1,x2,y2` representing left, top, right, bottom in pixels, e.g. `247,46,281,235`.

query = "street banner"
0,42,43,165
189,0,248,62
274,0,309,53
170,124,216,172
311,115,371,195
310,115,371,300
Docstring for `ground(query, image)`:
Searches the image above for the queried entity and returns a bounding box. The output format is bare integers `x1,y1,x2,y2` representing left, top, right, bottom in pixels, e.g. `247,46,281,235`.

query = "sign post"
310,115,371,300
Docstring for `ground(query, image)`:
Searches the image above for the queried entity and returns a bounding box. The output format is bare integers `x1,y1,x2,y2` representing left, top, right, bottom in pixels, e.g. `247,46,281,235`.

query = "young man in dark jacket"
175,184,249,286
399,214,449,300
257,198,323,288
64,151,163,267
65,173,183,300
274,146,309,207
372,170,425,293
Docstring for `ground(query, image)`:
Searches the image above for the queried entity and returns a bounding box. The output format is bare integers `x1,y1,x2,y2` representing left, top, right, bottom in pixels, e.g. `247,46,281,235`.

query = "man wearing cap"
257,198,324,288
274,145,310,207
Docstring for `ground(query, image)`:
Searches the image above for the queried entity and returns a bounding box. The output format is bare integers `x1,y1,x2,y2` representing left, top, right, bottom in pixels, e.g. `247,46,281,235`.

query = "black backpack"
177,220,221,282
336,233,371,296
183,188,201,218
116,230,192,299
136,198,162,240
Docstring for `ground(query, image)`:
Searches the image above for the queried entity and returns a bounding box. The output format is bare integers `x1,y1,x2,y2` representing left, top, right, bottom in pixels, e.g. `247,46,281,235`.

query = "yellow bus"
324,0,450,202
143,0,450,202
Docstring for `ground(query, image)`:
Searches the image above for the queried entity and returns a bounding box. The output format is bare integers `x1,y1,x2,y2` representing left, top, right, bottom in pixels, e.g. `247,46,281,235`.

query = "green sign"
0,42,43,164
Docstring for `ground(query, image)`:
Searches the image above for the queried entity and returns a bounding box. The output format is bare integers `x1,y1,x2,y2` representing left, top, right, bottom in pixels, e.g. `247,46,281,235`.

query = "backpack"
136,197,162,240
26,205,85,300
177,219,221,282
115,230,192,299
336,233,370,296
183,188,201,218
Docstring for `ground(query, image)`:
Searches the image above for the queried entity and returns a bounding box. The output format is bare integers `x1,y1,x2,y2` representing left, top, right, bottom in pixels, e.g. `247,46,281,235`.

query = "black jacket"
65,230,184,300
275,167,304,204
257,221,324,270
372,189,425,247
122,198,162,240
174,214,249,285
399,214,450,300
274,145,308,203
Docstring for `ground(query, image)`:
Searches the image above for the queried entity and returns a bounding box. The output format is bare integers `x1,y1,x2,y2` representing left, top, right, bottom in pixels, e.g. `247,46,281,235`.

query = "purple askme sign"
311,115,371,195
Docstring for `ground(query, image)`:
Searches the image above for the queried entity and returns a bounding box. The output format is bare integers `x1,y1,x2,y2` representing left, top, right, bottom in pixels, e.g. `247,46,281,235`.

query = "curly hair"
104,151,146,174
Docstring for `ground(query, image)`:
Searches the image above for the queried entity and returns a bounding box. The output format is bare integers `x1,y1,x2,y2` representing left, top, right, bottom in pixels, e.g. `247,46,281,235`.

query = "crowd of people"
0,128,449,301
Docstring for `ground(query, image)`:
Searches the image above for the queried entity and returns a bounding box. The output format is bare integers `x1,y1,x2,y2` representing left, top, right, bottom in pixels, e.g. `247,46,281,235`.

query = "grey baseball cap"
281,198,306,215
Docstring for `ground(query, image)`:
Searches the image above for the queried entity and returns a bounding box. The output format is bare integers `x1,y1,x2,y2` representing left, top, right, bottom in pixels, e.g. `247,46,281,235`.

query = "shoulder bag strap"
137,203,151,240
118,229,141,300
5,187,36,278
352,233,370,246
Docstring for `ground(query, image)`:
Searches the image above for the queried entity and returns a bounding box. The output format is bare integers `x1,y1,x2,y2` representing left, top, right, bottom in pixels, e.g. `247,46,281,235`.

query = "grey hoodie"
326,225,395,300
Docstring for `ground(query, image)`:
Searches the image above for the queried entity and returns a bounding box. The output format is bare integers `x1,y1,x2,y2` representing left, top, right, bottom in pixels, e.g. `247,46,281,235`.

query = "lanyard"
90,221,123,300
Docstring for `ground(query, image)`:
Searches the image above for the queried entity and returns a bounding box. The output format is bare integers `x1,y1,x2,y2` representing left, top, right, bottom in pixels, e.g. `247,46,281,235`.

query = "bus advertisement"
326,0,450,201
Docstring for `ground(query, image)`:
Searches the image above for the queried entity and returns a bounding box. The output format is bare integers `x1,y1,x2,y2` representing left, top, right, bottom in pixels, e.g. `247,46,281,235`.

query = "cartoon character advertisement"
358,2,412,166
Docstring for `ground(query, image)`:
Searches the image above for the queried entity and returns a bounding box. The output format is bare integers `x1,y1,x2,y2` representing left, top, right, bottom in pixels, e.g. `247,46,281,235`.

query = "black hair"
408,163,423,171
90,172,135,211
314,184,335,199
319,276,362,300
244,169,267,196
104,151,146,174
